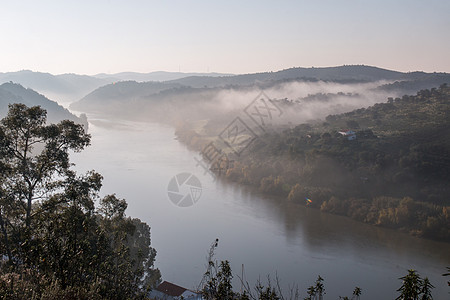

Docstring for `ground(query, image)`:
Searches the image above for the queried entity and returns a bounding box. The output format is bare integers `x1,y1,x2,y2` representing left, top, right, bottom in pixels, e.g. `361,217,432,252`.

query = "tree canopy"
0,104,160,299
177,85,450,242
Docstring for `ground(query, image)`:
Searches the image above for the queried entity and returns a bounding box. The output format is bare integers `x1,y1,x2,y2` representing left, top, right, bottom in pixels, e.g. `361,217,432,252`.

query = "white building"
338,130,356,140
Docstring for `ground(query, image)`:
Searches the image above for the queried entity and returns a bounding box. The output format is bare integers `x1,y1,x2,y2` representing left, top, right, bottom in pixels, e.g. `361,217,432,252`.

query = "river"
71,117,450,299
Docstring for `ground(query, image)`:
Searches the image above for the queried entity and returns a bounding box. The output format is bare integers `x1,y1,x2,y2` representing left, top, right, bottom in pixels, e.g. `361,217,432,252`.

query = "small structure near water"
149,281,203,300
338,129,357,140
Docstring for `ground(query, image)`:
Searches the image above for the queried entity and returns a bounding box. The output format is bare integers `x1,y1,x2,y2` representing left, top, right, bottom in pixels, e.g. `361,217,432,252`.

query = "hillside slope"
177,85,450,242
0,82,87,127
0,70,113,103
70,66,450,122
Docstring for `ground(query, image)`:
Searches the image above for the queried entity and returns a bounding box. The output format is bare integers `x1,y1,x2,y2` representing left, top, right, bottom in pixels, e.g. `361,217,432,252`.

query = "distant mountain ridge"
70,65,450,121
0,70,232,103
93,71,233,82
166,65,448,88
0,70,113,103
3,66,450,111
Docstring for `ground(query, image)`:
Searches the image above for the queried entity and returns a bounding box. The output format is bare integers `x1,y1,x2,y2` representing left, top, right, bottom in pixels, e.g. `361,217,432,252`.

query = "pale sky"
0,0,449,75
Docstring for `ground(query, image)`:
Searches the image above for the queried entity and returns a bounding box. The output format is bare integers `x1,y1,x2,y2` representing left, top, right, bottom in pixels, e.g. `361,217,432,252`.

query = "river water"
71,117,450,299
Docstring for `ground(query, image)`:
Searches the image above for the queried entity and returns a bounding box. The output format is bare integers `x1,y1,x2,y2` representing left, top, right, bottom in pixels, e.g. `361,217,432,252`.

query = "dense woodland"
177,85,450,242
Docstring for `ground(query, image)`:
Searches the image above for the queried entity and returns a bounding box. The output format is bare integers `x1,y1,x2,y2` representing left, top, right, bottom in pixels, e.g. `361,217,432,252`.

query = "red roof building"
149,281,203,300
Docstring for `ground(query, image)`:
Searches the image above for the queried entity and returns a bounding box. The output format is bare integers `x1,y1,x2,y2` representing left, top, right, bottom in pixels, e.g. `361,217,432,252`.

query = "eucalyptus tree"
0,104,160,298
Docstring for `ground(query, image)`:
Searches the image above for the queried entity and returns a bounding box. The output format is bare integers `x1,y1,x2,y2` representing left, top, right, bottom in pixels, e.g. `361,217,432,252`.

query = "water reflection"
223,180,450,265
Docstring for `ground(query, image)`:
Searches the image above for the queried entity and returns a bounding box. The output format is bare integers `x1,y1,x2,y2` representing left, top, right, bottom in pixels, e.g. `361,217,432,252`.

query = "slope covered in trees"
0,70,113,103
179,85,450,242
167,65,406,88
0,82,87,128
70,65,450,123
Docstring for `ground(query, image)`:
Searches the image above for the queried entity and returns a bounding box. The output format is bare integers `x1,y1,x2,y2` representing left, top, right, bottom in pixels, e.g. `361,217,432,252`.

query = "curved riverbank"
174,116,450,244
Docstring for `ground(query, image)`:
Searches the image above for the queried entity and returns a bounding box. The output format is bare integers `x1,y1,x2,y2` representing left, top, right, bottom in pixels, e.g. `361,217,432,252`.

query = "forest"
177,84,450,242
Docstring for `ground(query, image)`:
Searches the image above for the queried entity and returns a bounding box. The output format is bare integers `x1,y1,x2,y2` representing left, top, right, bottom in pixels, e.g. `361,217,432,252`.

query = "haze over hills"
0,70,114,104
2,65,449,131
93,71,233,82
3,66,449,110
0,70,232,104
166,65,449,88
0,82,87,127
70,65,450,125
174,84,450,242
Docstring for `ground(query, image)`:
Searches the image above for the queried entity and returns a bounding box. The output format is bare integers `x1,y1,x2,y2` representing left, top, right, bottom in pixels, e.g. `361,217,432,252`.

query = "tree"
346,120,360,129
254,281,280,300
396,269,433,300
339,287,362,300
304,276,325,300
352,287,362,300
420,277,434,300
0,104,90,229
203,260,235,299
0,104,91,268
0,104,160,298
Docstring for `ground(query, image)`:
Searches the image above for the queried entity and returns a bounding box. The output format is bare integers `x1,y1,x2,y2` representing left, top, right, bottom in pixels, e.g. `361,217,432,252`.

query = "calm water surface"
71,118,450,299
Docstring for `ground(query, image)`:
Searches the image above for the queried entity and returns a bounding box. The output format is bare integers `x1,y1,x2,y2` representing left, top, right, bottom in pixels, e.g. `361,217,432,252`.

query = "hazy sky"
1,0,449,75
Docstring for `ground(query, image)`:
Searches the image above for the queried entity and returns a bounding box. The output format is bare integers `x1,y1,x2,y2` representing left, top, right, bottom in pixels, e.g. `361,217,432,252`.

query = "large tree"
0,104,160,299
0,104,90,229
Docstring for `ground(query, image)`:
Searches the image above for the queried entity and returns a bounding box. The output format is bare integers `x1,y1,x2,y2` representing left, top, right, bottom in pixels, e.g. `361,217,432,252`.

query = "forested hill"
168,65,405,87
70,81,185,113
70,65,450,122
180,84,450,242
0,70,113,102
167,65,450,88
93,70,232,82
0,82,87,127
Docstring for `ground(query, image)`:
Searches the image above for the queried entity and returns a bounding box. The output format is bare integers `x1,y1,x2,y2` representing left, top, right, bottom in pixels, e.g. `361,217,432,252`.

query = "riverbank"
69,117,450,299
174,87,450,243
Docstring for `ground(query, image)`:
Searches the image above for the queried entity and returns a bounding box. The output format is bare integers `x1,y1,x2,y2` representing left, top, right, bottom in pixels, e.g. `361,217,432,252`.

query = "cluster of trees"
229,85,450,241
178,85,450,242
0,104,160,299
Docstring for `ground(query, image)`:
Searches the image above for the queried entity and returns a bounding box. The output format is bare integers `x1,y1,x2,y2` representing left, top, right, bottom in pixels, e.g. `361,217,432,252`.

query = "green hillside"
0,82,87,127
180,84,450,241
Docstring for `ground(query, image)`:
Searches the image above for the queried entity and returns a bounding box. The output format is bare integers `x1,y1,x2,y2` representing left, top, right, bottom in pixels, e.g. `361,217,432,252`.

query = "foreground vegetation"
198,240,444,300
201,261,438,300
178,85,450,242
0,104,160,299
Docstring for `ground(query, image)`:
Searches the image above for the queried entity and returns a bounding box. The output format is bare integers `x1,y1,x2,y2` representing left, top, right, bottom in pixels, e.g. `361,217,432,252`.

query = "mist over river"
70,116,450,299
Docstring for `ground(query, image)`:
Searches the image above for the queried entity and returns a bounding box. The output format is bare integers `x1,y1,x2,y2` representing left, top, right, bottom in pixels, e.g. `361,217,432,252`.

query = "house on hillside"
149,281,203,300
338,129,356,140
